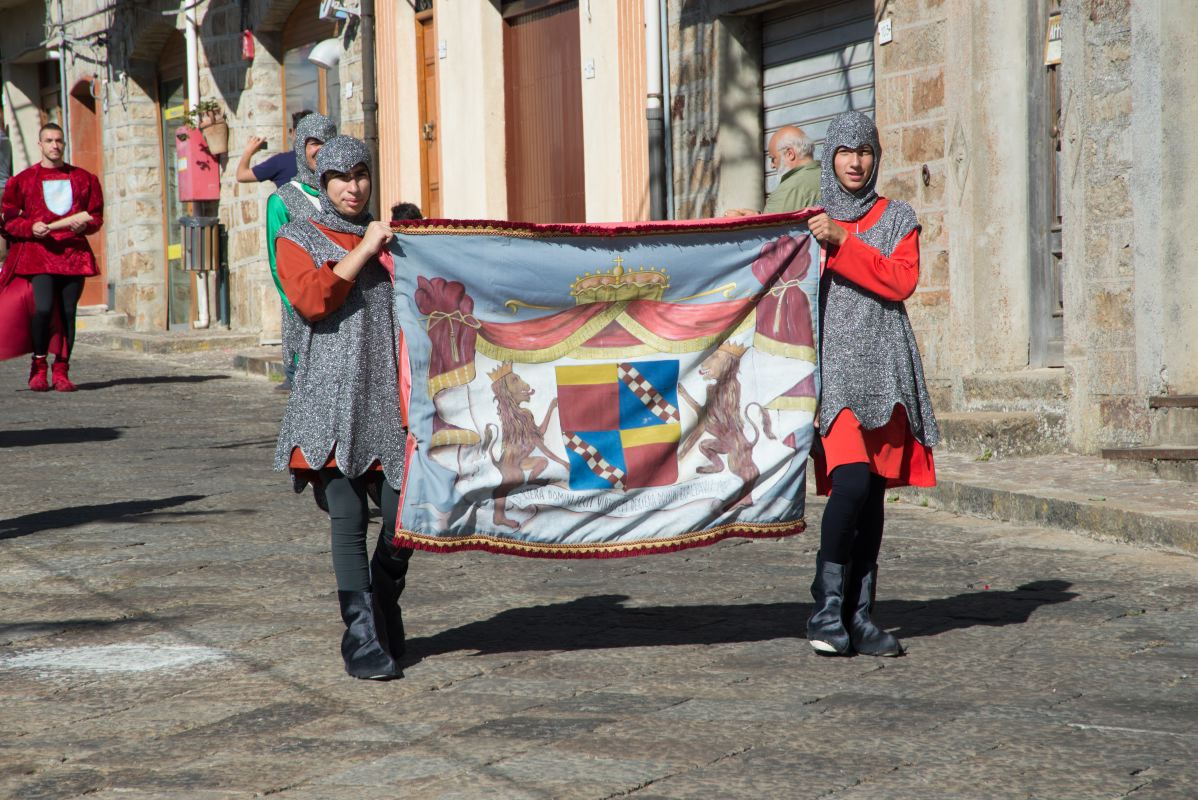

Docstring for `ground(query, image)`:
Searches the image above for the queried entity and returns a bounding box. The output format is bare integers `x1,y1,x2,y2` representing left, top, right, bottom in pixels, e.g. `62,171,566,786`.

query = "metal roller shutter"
762,0,875,191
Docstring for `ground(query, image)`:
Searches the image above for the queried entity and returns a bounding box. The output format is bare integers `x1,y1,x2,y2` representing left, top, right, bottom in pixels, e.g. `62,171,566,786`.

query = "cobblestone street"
2,346,1196,799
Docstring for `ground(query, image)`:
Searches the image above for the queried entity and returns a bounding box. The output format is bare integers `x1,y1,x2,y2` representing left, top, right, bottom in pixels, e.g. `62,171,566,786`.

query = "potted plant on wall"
177,99,229,156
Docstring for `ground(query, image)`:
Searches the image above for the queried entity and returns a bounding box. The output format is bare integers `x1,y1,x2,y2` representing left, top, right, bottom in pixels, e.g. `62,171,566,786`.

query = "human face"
768,142,795,174
325,163,371,216
304,138,323,170
39,128,65,165
833,144,875,192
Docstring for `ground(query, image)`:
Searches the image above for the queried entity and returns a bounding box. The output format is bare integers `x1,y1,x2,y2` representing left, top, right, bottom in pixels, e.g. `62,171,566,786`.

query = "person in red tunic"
0,123,103,392
804,112,940,658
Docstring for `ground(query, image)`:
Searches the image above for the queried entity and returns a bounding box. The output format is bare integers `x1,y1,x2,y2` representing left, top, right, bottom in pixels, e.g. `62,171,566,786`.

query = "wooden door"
503,1,585,222
68,79,107,307
417,10,441,217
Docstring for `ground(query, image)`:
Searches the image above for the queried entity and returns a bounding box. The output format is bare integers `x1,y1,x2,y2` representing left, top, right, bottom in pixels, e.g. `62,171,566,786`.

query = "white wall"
435,0,506,218
579,0,623,222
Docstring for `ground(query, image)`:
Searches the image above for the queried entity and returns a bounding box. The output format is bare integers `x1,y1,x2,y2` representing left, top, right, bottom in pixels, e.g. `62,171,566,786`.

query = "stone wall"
667,2,723,219
664,0,950,388
872,0,950,390
3,0,365,335
1060,0,1141,447
76,0,359,335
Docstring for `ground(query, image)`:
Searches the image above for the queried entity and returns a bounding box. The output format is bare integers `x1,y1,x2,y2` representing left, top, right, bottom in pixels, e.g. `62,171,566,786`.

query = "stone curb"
232,349,286,381
893,467,1198,555
79,330,262,354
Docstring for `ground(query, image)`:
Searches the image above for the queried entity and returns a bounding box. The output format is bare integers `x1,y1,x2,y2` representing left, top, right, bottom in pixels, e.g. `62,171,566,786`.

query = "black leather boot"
807,555,852,655
337,590,400,680
370,530,412,660
845,563,903,657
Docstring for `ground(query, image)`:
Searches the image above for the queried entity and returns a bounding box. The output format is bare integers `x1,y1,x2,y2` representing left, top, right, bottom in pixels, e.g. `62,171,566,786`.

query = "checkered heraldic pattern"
618,363,680,423
564,433,627,490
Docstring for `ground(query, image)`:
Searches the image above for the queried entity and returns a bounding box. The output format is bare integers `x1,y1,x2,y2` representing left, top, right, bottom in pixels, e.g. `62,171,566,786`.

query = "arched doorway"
69,77,107,307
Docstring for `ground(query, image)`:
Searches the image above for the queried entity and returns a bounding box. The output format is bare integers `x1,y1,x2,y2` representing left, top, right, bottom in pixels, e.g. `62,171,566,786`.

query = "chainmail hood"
819,111,882,222
314,135,373,235
292,112,336,189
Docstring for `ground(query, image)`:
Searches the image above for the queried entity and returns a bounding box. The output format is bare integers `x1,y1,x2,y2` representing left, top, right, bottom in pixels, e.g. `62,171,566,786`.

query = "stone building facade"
1,0,365,338
4,0,1193,459
666,0,1198,456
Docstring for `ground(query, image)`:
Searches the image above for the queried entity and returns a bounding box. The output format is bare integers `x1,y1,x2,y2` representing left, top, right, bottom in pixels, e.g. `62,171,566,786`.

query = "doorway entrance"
416,6,441,217
502,0,585,222
69,78,107,307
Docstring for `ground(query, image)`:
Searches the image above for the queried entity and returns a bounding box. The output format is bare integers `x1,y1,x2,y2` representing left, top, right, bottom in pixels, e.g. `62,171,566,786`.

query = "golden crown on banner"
570,256,670,305
487,363,514,383
718,341,749,358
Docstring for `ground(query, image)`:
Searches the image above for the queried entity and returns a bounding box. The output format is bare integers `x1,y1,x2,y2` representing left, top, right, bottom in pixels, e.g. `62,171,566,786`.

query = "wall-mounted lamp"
319,0,358,21
308,38,342,69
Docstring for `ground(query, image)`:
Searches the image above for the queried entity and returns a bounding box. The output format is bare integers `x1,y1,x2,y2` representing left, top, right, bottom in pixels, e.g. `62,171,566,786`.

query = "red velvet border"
391,519,806,560
389,209,822,237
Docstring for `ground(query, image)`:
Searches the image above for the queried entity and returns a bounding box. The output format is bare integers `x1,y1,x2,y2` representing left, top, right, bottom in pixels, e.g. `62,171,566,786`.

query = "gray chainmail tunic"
273,136,408,487
817,112,939,447
272,113,335,368
274,182,320,361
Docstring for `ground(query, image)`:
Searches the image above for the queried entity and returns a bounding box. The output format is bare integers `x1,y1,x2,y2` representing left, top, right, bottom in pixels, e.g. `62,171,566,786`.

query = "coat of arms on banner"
389,214,820,558
556,360,682,492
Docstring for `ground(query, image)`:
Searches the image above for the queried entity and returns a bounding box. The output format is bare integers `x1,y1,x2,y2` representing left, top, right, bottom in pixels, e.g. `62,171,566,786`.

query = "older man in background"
726,125,821,217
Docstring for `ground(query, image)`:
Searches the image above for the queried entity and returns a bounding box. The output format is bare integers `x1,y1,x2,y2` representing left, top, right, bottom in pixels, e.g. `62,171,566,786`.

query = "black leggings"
319,468,404,592
29,274,84,358
819,462,888,566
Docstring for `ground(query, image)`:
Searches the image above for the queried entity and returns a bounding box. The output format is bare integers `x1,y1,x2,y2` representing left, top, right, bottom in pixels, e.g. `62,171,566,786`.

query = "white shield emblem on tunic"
43,180,73,216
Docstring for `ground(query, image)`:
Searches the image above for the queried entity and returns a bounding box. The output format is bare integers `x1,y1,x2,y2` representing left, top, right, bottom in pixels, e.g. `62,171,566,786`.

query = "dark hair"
291,109,314,128
390,202,423,222
39,122,64,138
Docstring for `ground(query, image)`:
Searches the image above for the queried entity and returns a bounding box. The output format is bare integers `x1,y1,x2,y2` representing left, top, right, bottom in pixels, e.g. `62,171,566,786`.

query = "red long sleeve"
275,237,355,321
826,227,920,302
82,171,104,235
2,171,34,239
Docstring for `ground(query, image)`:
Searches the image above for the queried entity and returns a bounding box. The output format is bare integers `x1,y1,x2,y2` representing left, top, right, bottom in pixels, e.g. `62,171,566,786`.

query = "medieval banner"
389,212,820,558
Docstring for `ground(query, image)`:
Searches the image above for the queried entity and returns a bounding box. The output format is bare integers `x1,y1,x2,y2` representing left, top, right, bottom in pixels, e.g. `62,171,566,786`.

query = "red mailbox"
175,126,221,202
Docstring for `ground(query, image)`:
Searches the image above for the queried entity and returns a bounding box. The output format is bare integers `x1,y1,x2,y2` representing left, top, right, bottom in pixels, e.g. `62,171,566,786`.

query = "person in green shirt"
726,125,821,217
266,112,337,391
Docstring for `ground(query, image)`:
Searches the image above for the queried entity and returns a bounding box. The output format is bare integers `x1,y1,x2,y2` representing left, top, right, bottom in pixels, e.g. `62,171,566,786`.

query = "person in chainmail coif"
273,135,412,680
266,112,336,392
804,112,940,658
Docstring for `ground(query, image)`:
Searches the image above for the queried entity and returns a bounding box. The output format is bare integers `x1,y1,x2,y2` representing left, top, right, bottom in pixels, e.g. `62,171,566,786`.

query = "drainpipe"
360,0,380,220
48,48,70,162
184,4,210,329
50,1,70,161
659,0,674,219
644,0,665,220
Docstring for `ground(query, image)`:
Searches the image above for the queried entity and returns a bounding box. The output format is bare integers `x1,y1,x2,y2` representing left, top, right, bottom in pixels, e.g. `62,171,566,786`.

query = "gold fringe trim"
394,219,812,239
472,306,758,364
430,428,482,448
395,516,806,556
753,332,817,363
428,362,477,397
766,396,817,412
614,311,757,356
569,343,662,360
476,302,630,364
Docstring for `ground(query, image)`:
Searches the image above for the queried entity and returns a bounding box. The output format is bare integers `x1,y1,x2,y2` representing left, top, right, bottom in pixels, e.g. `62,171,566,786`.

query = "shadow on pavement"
0,427,124,448
404,580,1077,661
73,374,230,391
0,614,185,640
0,495,207,541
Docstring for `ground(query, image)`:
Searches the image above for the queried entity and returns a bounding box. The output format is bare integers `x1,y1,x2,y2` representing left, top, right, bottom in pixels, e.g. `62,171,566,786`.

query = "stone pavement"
2,345,1197,800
